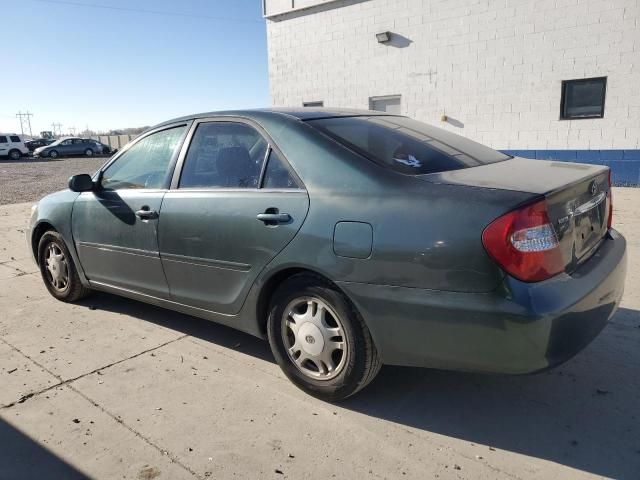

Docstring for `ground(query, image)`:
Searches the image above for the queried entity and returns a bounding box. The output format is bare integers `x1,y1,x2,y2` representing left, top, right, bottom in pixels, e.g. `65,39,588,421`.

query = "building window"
369,95,401,114
560,77,607,120
303,101,324,107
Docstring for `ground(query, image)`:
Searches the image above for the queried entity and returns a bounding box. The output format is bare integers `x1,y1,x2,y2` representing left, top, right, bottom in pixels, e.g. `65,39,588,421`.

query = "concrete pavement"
1,191,639,480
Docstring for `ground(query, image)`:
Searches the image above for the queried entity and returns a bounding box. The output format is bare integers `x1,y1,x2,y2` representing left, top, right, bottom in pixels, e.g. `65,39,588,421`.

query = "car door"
158,119,309,315
0,135,8,156
58,139,73,155
72,123,189,297
72,138,86,155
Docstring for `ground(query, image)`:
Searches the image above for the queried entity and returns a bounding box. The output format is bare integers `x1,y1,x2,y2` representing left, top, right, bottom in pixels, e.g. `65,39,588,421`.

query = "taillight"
607,169,613,230
482,199,564,282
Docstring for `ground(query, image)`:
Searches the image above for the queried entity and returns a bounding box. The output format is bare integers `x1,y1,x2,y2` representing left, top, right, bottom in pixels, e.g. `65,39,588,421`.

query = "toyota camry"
27,109,627,401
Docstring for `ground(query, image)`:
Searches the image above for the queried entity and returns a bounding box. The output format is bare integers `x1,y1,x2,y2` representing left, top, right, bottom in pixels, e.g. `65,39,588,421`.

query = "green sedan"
27,109,627,401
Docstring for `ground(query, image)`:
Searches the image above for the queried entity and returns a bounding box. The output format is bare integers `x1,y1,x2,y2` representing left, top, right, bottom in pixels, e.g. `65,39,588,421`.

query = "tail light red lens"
607,169,613,230
482,200,564,282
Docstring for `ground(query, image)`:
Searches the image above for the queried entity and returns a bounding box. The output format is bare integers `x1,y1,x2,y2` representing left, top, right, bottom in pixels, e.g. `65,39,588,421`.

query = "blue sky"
1,0,269,135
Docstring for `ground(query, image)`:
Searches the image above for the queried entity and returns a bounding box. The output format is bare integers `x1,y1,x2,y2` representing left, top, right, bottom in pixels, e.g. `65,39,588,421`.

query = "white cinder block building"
264,0,640,183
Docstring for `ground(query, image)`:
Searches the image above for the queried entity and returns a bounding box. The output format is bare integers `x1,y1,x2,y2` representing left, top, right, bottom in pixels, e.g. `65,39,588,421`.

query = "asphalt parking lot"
0,159,638,479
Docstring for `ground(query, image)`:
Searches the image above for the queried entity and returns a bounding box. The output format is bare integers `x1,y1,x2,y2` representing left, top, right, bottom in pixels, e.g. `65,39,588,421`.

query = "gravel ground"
0,156,107,205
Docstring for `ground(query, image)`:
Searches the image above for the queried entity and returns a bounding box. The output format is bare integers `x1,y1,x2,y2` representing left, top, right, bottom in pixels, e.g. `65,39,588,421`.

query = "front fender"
29,190,88,286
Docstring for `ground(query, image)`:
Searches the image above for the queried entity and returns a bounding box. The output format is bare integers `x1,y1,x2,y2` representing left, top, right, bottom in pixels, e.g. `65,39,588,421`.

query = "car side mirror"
68,174,94,192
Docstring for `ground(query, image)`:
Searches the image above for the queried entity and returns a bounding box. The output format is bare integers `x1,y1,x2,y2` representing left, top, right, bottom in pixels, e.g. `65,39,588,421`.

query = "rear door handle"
136,207,158,220
257,212,290,225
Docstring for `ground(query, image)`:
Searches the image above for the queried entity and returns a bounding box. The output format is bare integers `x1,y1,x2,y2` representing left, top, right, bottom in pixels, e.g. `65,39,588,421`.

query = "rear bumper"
337,229,627,373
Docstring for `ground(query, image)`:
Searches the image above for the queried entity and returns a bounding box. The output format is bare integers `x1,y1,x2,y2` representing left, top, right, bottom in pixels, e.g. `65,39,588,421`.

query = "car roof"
154,108,396,128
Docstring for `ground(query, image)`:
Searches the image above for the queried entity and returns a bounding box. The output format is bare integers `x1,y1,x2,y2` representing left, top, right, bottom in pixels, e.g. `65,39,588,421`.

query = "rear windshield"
307,116,510,175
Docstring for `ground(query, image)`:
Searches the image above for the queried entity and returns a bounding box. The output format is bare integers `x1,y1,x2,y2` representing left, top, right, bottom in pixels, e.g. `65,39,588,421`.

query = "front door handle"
257,212,290,225
135,206,158,220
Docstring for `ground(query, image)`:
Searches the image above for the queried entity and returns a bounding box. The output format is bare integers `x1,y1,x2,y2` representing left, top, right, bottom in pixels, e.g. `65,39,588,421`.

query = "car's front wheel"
48,150,59,159
267,274,381,402
8,149,21,160
38,231,91,302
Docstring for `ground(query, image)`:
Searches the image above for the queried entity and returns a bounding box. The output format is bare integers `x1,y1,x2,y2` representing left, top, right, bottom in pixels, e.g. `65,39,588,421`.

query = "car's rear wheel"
85,148,94,157
8,149,21,160
38,231,91,302
48,150,59,159
267,274,381,402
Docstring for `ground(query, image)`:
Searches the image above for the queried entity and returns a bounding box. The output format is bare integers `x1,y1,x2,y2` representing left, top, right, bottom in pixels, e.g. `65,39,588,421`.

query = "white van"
0,134,29,160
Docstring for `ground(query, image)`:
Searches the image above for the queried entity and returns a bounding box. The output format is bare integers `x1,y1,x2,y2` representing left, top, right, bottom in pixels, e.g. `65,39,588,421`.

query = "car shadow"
79,293,640,478
0,418,89,479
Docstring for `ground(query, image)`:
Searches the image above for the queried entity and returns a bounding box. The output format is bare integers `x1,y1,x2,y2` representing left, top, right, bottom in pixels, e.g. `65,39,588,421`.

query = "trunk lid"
424,157,611,273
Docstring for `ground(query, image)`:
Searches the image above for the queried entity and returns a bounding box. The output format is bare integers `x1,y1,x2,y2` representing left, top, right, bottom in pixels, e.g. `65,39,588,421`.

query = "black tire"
85,148,94,157
48,150,59,159
38,231,91,302
8,149,21,160
267,273,381,402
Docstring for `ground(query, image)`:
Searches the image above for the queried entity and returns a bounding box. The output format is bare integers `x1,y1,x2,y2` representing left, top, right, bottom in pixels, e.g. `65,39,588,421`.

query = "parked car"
25,138,55,152
0,133,29,160
86,139,113,155
33,137,103,158
27,109,627,401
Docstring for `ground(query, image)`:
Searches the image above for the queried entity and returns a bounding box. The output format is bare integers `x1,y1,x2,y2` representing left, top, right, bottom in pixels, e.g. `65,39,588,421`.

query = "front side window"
179,122,268,189
101,125,186,190
561,77,606,119
62,139,73,145
307,116,510,175
10,136,20,143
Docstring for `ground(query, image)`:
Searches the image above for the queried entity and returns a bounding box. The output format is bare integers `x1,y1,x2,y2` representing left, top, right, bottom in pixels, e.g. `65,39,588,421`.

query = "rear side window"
179,122,268,189
307,116,510,175
263,150,300,189
10,136,20,143
0,136,7,143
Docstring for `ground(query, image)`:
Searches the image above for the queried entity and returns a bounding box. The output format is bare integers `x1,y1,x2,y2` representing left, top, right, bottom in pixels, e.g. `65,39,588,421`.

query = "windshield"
307,116,510,175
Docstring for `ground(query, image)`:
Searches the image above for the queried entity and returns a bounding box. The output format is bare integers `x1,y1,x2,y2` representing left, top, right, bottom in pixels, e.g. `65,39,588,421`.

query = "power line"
33,0,262,23
16,111,34,137
52,122,63,137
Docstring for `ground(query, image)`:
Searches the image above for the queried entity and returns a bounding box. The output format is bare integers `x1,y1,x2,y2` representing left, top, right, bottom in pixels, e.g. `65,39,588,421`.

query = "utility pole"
69,126,76,136
52,122,63,137
15,111,34,137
